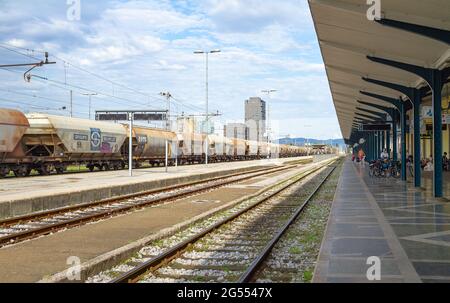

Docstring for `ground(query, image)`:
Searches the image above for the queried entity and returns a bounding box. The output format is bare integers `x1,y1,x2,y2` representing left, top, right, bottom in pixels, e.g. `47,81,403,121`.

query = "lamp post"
194,49,221,165
261,89,277,158
82,93,97,120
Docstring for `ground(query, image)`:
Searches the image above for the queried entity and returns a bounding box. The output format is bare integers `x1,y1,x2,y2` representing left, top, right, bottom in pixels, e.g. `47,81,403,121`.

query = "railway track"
85,159,336,283
0,161,312,248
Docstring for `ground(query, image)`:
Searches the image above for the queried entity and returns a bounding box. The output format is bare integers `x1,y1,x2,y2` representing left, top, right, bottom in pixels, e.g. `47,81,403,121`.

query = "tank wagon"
0,109,30,177
207,134,234,162
123,125,177,168
0,108,317,177
177,132,206,165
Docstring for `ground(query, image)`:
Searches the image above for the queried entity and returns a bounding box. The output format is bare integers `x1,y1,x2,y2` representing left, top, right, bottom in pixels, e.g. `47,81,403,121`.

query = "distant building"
245,97,266,142
224,123,248,140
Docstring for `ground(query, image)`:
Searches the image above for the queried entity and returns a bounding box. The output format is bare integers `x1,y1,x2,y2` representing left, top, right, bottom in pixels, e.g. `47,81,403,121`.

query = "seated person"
380,149,389,160
421,158,427,170
424,157,434,172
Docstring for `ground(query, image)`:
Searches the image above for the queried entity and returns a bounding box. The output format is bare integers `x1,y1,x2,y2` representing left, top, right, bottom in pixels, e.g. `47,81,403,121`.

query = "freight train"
0,108,325,177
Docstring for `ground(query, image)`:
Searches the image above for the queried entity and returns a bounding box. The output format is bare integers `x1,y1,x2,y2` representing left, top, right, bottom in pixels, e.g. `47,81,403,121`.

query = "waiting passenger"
443,152,449,171
424,158,434,172
380,149,389,160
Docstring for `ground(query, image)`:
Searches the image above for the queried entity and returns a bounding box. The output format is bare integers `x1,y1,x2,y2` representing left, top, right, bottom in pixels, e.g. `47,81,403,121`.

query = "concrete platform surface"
0,159,332,282
0,156,331,219
314,158,450,283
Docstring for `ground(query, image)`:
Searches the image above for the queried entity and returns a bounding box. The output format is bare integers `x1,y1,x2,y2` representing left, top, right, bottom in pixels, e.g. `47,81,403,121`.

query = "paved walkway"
314,158,450,283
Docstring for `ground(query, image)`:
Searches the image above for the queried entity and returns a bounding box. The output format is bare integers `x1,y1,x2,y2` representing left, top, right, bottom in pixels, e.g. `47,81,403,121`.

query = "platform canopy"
308,0,450,140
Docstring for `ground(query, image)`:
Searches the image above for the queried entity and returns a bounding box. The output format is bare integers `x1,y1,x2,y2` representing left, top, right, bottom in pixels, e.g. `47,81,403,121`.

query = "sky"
0,0,342,139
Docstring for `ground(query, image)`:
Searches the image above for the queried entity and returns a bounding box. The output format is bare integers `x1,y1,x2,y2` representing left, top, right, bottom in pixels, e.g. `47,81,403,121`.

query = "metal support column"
386,129,391,158
412,91,422,187
432,70,443,197
401,103,407,181
362,77,425,185
392,111,398,161
365,57,450,197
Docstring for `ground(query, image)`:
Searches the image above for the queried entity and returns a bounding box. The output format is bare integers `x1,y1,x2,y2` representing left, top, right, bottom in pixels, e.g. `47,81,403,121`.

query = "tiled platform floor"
314,158,450,283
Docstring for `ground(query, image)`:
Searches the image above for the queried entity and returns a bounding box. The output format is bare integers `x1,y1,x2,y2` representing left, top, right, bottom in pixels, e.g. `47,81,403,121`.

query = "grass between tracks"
257,158,344,283
292,158,343,282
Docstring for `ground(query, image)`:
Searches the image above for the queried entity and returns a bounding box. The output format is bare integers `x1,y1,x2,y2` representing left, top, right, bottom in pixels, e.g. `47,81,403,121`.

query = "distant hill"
275,137,345,149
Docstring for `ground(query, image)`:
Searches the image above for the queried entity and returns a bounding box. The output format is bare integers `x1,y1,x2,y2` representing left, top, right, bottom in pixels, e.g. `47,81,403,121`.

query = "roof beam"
357,100,396,121
321,39,425,66
360,90,403,111
362,77,415,110
355,112,380,121
376,18,450,45
356,107,387,120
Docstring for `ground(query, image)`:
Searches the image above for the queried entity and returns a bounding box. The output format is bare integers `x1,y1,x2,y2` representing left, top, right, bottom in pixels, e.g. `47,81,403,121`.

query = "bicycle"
389,161,401,178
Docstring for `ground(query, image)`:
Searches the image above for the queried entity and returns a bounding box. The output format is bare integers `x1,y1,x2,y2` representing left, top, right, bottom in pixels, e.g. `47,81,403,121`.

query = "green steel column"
373,132,376,161
432,71,443,197
375,132,378,159
401,103,407,181
413,91,421,187
393,111,398,161
387,128,391,158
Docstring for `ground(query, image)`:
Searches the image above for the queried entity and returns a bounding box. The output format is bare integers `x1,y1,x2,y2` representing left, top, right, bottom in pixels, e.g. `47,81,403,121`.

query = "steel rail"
0,163,305,247
110,159,336,283
237,165,337,283
0,163,304,227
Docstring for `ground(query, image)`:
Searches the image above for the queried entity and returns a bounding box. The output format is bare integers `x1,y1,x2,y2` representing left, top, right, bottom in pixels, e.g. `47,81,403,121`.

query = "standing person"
380,149,389,160
358,149,366,166
443,152,449,171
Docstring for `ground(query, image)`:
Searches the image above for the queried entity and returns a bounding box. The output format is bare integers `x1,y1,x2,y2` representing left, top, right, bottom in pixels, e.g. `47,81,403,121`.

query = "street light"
262,89,277,158
194,49,221,165
82,93,97,120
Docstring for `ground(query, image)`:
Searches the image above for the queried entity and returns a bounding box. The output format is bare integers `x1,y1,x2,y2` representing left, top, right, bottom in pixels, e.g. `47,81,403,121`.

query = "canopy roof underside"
309,0,450,139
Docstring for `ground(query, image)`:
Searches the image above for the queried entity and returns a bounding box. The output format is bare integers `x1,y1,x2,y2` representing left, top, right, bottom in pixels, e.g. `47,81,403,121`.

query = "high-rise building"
245,97,266,142
224,123,248,140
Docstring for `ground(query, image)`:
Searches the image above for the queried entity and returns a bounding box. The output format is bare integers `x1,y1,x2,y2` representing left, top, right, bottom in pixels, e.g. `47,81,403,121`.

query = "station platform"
314,158,450,283
0,156,328,220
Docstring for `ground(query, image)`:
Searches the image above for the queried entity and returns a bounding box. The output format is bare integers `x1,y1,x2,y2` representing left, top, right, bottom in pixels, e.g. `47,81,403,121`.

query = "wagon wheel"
13,164,31,177
0,165,9,178
37,163,53,175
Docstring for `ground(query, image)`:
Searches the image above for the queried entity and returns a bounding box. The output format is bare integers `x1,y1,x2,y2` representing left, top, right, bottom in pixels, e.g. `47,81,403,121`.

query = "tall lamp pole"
82,93,97,120
262,89,277,158
194,49,221,165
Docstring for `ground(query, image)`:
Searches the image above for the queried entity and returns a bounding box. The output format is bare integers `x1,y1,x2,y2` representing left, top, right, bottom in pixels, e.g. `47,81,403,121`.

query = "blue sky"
0,0,341,139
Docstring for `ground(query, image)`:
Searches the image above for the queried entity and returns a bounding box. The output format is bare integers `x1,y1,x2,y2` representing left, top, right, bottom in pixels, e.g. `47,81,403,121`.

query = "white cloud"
0,0,341,139
206,0,311,33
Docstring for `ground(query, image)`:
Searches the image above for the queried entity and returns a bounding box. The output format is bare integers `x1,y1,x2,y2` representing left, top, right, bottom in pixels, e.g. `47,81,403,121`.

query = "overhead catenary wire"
0,97,88,114
0,88,87,108
0,42,225,119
